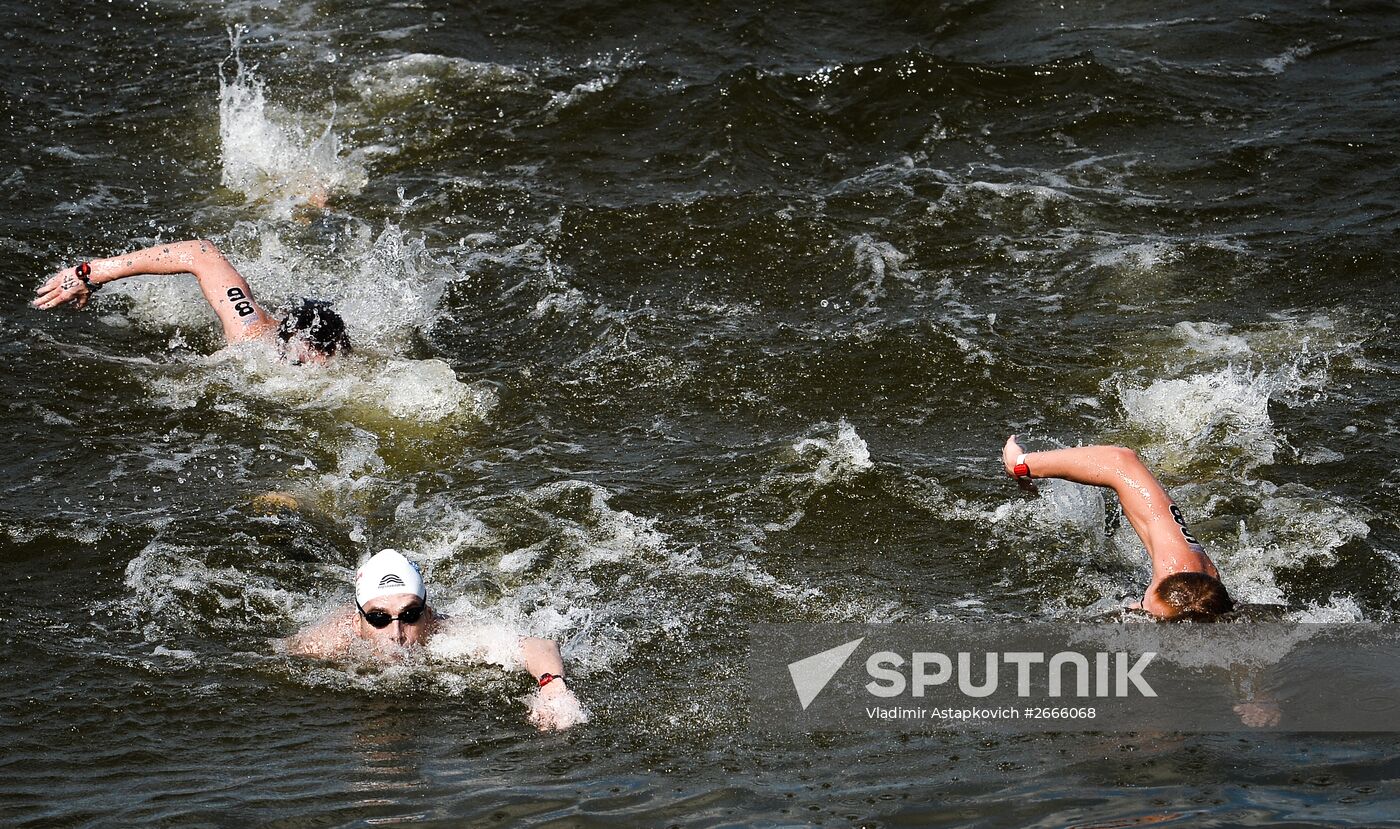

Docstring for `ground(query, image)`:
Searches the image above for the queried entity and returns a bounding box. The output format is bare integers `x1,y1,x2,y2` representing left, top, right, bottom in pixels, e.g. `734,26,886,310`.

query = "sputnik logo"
787,638,864,710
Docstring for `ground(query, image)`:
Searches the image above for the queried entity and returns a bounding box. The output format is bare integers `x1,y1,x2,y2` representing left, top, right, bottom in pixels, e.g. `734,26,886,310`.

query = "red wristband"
1013,462,1030,478
74,261,100,293
538,672,564,687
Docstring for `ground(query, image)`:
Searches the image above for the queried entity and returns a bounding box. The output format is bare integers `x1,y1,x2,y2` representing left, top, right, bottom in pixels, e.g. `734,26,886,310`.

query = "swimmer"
250,491,301,513
285,549,586,731
1002,435,1234,621
33,240,350,364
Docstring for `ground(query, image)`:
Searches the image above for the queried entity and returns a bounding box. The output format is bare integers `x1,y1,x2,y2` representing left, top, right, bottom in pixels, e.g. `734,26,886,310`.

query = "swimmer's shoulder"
284,606,357,658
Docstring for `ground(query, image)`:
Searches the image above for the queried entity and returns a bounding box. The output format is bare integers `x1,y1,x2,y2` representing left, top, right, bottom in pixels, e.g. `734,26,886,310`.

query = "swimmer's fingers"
1001,434,1026,477
34,289,81,310
33,273,88,310
33,273,66,303
1003,435,1039,494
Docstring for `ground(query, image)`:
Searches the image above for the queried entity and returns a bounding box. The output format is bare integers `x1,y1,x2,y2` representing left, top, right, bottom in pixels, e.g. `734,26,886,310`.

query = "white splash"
1119,364,1279,464
218,33,366,214
148,344,495,425
793,419,873,486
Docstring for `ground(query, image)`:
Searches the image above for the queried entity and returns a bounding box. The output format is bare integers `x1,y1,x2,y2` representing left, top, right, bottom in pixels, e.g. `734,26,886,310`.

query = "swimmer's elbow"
189,239,229,266
1103,445,1142,470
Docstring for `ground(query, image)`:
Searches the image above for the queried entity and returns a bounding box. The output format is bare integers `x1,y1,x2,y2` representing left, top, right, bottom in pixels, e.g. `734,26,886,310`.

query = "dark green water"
3,1,1399,825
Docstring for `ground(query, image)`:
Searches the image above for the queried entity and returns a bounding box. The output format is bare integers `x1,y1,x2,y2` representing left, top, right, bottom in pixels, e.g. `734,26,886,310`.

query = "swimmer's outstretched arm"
1001,435,1220,586
283,608,357,659
34,240,278,343
519,636,587,731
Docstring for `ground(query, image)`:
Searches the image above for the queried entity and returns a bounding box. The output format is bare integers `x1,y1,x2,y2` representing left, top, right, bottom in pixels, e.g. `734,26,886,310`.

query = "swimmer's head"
354,549,426,605
1151,572,1235,622
277,298,351,363
353,550,431,648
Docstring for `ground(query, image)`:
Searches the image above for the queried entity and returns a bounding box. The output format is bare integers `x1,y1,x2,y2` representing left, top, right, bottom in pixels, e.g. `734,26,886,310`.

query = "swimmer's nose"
390,620,406,645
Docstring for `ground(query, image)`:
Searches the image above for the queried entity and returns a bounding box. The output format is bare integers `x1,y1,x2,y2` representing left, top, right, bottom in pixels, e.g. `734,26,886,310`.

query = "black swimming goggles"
356,598,427,628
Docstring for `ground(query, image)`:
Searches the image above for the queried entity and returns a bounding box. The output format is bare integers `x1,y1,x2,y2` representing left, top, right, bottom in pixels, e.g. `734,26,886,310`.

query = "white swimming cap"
354,549,426,605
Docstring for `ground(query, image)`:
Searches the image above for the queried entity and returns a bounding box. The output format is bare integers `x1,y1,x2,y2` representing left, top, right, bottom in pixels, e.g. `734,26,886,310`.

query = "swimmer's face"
280,335,332,367
355,592,432,649
1139,591,1174,619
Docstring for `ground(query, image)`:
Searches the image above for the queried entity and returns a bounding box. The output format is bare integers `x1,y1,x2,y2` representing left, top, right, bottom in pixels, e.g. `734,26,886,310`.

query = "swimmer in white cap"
286,549,584,730
34,240,351,364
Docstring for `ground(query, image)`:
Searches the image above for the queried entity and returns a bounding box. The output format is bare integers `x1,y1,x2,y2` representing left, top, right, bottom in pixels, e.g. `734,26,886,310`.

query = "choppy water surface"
3,1,1399,825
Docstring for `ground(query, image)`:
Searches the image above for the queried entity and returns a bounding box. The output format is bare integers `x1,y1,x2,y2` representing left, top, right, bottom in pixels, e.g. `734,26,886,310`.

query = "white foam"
849,235,912,309
526,685,591,730
1224,494,1371,606
530,288,589,318
1173,321,1253,358
1286,594,1365,623
243,222,453,353
1262,43,1314,75
792,419,873,486
547,75,616,111
966,180,1074,204
427,617,529,670
1117,314,1357,471
523,481,667,569
1119,364,1279,465
146,343,495,425
123,539,306,631
1090,240,1182,271
351,53,529,101
542,51,637,113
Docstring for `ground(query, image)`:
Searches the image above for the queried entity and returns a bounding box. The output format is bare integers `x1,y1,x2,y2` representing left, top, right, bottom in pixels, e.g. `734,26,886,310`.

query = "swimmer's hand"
1002,434,1038,493
1234,700,1282,728
34,269,93,311
528,681,589,732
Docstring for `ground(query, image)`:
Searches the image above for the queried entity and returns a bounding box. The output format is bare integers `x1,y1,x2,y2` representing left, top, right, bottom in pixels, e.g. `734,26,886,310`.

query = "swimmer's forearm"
519,636,565,681
284,608,355,659
1021,445,1157,493
85,240,230,287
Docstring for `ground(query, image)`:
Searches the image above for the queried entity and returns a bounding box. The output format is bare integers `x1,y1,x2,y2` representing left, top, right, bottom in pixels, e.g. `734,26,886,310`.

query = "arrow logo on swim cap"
788,638,864,710
378,574,405,588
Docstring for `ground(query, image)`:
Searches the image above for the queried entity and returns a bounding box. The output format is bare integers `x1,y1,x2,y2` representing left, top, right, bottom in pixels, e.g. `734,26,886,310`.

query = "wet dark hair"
277,298,351,358
1154,572,1235,622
